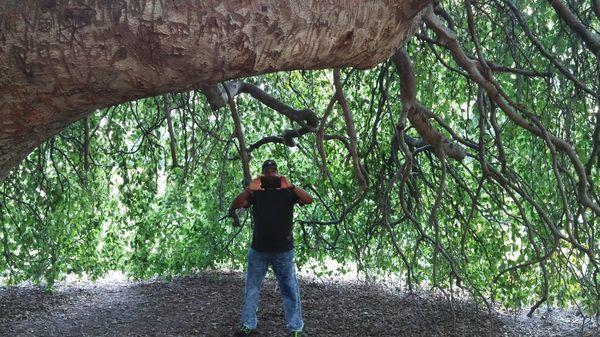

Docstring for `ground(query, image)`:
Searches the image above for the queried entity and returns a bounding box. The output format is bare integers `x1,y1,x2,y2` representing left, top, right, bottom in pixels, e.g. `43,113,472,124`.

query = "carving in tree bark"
0,0,431,181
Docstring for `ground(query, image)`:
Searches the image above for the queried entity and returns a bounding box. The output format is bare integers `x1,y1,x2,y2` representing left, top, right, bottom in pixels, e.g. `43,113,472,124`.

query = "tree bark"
0,0,430,181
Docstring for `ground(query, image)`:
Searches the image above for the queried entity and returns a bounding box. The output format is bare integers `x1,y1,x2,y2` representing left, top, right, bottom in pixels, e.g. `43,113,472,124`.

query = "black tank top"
248,189,299,252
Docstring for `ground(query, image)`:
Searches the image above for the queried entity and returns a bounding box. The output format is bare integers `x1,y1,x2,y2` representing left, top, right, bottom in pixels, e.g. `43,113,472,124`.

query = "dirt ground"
0,270,598,337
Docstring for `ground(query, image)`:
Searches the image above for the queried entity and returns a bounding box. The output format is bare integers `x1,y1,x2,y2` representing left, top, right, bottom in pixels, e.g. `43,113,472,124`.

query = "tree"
0,0,599,316
0,0,430,181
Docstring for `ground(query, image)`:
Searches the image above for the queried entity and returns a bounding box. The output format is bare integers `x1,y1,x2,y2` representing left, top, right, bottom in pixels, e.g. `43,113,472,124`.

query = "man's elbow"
302,196,313,205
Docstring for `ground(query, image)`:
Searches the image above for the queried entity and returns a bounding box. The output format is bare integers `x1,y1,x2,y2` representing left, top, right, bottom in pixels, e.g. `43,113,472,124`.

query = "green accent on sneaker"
234,325,254,337
290,331,302,337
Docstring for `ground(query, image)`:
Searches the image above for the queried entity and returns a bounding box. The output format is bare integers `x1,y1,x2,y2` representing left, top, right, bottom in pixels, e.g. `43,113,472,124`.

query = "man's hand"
280,176,292,189
247,177,262,192
228,208,241,227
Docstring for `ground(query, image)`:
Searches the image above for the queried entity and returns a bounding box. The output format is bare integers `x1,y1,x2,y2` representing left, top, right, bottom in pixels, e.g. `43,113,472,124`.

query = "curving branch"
424,10,600,217
547,0,600,55
225,91,251,187
202,82,318,129
503,0,598,98
333,69,368,191
82,117,90,173
163,95,179,169
391,49,466,161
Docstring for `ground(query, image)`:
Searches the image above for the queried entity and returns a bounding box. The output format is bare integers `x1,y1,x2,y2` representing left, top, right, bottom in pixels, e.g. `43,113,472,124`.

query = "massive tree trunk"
0,0,430,181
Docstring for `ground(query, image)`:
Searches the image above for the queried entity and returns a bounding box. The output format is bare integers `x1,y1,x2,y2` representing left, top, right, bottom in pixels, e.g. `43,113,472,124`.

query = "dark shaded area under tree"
1,271,597,337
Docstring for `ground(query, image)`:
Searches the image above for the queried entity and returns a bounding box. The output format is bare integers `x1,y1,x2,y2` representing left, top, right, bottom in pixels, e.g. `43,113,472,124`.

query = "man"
229,159,313,337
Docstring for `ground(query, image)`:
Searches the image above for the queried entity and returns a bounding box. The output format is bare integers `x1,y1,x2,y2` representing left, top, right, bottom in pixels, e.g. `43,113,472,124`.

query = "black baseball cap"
262,159,277,172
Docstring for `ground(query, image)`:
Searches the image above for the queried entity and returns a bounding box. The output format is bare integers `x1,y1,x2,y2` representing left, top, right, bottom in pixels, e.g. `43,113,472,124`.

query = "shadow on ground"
0,271,597,337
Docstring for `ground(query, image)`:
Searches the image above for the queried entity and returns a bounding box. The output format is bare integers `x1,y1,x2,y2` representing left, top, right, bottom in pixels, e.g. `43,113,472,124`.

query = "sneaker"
290,332,302,337
234,325,254,337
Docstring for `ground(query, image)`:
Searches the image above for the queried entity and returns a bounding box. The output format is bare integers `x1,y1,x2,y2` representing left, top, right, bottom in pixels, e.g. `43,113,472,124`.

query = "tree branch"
82,117,90,173
201,82,318,131
163,95,179,169
503,0,598,98
391,49,466,161
225,90,251,187
334,69,368,191
425,10,600,216
547,0,600,55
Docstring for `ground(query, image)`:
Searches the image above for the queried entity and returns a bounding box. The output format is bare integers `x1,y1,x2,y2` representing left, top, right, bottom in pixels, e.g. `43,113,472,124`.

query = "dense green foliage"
1,0,598,315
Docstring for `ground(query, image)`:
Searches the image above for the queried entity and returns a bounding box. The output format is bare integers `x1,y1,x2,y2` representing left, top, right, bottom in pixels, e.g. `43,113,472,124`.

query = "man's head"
261,159,278,177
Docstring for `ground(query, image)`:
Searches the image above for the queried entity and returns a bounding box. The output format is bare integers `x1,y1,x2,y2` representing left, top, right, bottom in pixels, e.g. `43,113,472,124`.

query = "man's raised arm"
280,176,313,205
229,177,261,212
291,186,313,205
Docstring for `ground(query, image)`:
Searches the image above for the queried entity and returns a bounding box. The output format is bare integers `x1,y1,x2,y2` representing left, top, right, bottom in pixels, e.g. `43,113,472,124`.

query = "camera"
261,176,281,189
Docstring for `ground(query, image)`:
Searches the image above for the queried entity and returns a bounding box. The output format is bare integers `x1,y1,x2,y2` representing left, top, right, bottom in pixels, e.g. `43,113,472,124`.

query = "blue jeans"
241,248,304,332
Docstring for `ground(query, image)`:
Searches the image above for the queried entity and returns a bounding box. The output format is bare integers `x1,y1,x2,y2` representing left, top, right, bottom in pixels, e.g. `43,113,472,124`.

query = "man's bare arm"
229,177,262,211
280,176,313,205
230,189,251,210
291,186,313,205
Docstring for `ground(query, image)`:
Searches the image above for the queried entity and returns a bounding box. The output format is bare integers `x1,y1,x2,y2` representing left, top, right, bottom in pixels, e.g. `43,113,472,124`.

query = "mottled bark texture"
0,0,430,181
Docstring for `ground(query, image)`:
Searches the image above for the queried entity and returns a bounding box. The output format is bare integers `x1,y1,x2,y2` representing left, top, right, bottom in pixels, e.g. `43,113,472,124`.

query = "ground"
0,270,598,337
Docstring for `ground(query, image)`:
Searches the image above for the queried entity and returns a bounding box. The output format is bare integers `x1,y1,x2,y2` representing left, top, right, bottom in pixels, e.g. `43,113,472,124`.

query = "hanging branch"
503,0,598,98
430,151,447,288
391,50,466,161
546,0,600,55
586,59,600,177
428,6,598,253
225,89,251,187
82,117,90,173
386,47,417,226
476,89,490,176
424,10,600,217
333,69,368,191
417,34,552,79
0,201,15,272
316,94,339,187
387,47,463,294
163,95,179,169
